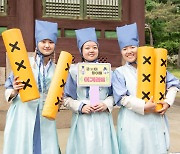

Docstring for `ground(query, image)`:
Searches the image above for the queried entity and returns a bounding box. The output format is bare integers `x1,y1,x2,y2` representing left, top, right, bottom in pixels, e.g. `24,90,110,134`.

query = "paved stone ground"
0,93,180,154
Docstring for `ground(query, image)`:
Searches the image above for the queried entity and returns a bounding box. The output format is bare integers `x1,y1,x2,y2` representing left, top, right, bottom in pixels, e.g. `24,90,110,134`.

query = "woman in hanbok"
112,23,180,154
3,20,61,154
64,27,119,154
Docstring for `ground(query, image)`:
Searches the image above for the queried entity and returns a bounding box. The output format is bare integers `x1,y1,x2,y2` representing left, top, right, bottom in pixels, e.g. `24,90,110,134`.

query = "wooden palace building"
0,0,145,67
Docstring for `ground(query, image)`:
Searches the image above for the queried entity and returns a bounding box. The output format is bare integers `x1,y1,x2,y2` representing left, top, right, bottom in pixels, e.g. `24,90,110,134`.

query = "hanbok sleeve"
112,70,129,106
164,86,179,106
101,85,113,113
4,72,17,103
5,72,14,89
103,96,114,113
64,97,84,113
64,73,77,100
164,71,180,106
166,71,180,89
112,69,145,115
64,73,84,113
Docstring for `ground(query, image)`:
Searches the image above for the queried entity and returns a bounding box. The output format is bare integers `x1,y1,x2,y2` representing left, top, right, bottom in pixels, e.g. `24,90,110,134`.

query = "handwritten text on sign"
77,63,111,86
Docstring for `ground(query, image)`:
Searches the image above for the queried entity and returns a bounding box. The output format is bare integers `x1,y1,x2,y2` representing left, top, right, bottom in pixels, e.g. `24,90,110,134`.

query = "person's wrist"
80,104,86,114
144,103,147,111
165,103,170,109
12,89,18,97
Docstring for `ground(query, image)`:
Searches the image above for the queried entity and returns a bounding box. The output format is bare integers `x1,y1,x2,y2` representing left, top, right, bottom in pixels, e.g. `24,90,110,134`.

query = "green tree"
145,0,180,56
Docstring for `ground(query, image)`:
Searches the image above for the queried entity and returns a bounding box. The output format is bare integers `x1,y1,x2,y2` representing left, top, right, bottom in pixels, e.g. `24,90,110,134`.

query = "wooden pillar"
121,0,130,23
16,0,34,52
34,0,43,19
129,0,145,46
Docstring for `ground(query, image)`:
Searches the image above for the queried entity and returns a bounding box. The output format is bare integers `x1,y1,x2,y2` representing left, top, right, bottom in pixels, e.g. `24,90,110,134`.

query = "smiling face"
38,39,55,56
82,41,99,62
121,45,137,63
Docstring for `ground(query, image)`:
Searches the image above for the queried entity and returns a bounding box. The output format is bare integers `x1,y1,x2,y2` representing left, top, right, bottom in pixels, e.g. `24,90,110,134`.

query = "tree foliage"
145,0,180,55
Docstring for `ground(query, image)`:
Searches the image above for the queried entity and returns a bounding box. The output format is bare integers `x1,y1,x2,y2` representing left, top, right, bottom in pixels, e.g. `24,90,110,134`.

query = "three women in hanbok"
64,27,119,154
112,23,180,154
3,20,61,154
